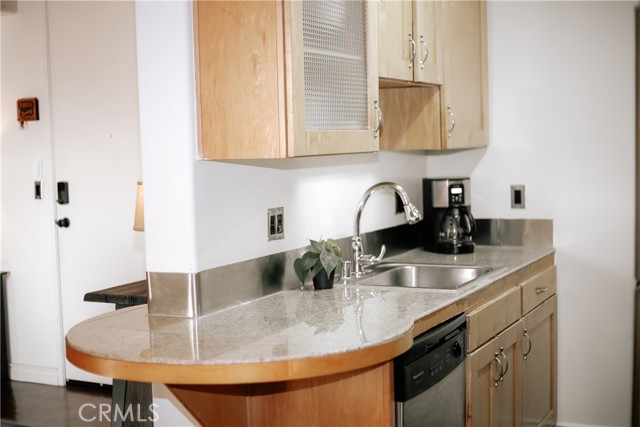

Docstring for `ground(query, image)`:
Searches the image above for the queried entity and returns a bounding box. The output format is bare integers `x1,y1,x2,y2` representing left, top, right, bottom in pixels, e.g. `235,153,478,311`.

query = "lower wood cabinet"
522,296,557,427
466,265,557,427
466,320,522,427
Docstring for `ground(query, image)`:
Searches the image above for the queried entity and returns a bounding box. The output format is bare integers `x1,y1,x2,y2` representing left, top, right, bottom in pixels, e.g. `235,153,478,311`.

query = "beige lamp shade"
133,181,144,232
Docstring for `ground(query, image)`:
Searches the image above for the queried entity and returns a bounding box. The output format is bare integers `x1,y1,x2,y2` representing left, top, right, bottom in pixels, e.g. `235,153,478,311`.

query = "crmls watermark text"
78,403,159,423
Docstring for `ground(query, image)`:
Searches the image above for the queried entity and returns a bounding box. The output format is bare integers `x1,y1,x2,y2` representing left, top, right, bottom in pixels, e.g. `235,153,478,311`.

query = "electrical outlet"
267,207,284,241
511,185,525,209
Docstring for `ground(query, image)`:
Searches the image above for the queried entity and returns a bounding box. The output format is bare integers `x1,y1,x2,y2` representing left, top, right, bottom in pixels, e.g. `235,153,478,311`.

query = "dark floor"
1,380,112,427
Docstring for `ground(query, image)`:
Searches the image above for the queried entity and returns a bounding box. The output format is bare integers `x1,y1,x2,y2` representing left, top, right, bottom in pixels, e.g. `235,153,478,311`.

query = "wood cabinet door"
440,0,488,149
467,320,522,427
195,1,287,160
413,0,443,85
522,296,557,427
377,0,413,81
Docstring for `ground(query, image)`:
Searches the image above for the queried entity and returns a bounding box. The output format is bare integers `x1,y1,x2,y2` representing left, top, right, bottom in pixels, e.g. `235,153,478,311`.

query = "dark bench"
85,279,153,427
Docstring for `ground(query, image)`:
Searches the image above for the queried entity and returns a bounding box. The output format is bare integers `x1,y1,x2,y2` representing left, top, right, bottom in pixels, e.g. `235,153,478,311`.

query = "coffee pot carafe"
423,179,476,254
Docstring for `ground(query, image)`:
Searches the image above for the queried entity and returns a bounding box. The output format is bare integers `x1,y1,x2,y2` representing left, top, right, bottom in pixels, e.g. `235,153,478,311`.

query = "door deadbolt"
56,218,70,228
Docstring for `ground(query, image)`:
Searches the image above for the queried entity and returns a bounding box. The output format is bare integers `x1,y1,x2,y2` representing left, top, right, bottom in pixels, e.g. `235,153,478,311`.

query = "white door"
47,1,146,383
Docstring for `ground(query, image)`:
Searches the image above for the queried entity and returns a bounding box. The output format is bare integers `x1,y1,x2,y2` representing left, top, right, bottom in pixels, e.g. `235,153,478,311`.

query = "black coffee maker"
422,178,476,254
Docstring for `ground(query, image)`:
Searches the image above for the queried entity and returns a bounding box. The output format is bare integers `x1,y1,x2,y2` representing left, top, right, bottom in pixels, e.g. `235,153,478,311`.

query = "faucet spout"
351,182,423,277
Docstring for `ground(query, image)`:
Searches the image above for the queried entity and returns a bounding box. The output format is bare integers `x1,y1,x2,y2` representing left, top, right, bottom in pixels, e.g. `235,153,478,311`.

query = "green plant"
293,238,343,284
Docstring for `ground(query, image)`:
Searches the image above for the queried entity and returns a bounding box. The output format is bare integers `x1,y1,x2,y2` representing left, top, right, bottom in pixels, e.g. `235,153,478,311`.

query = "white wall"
135,0,199,274
192,153,428,271
429,2,636,426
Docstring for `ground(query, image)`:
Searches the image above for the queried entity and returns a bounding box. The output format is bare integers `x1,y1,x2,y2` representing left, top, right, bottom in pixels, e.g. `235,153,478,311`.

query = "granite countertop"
66,245,554,383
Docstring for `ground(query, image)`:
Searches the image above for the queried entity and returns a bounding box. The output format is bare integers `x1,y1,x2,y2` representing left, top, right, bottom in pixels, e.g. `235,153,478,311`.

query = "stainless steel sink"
357,263,495,290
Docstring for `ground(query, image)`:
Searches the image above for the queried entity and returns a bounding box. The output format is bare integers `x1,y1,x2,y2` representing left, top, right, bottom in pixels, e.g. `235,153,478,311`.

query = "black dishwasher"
394,313,466,427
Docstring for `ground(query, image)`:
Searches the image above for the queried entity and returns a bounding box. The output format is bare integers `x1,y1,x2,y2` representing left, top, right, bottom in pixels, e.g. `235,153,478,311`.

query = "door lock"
56,218,70,228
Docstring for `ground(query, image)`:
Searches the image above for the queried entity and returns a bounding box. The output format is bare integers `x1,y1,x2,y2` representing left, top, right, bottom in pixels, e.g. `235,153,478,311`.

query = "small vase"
312,269,335,290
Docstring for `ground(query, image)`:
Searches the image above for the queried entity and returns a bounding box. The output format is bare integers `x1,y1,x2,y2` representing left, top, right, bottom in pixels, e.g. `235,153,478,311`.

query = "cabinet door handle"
499,347,509,381
447,106,456,137
373,101,383,137
523,329,532,360
536,287,548,295
493,352,503,387
419,35,429,69
408,33,416,69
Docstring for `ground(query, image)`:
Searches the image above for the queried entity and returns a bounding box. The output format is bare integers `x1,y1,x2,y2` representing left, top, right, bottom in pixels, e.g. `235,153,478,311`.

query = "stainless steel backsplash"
148,219,552,318
474,218,553,247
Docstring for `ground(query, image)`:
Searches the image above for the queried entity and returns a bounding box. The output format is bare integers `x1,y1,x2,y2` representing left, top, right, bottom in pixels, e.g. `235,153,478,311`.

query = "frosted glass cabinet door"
289,0,380,157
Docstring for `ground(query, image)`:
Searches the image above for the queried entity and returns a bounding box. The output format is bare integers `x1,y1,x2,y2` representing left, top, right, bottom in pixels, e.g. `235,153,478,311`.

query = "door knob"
56,218,70,228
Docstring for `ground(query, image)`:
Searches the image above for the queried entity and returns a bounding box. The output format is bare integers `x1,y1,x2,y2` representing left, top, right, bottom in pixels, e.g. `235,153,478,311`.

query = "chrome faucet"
351,182,423,277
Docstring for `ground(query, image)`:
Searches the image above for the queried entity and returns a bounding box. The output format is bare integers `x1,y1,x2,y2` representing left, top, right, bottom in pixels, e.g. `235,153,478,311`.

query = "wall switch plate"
511,185,525,209
267,207,284,241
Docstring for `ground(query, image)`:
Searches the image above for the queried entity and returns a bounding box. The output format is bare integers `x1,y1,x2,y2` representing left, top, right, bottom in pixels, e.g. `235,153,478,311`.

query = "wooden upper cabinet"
440,0,488,149
377,0,443,86
194,1,380,160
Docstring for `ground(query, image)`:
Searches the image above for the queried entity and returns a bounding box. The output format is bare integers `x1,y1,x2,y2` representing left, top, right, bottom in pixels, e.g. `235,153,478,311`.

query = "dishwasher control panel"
394,314,466,402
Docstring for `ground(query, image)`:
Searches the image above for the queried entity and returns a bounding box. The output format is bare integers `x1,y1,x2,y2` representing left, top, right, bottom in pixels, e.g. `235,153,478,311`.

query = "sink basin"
357,263,495,290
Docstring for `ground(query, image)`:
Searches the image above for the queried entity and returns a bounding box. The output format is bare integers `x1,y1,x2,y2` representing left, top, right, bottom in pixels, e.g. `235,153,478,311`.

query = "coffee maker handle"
466,212,477,236
469,212,476,236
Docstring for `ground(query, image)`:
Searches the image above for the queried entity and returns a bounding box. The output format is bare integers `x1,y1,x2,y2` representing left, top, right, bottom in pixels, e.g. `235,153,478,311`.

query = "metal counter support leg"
111,379,154,427
111,379,126,427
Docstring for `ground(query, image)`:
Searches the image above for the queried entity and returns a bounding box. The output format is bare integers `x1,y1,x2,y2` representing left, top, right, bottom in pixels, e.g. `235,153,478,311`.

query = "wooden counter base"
167,362,394,427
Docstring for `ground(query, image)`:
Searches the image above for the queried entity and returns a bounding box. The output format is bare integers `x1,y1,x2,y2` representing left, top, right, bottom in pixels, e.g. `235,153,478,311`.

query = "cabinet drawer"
467,286,521,352
521,266,556,315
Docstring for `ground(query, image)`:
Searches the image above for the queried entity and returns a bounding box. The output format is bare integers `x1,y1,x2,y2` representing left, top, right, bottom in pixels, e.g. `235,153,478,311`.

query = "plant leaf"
301,252,318,270
310,262,323,278
320,250,338,275
309,239,322,253
293,258,308,284
326,239,343,257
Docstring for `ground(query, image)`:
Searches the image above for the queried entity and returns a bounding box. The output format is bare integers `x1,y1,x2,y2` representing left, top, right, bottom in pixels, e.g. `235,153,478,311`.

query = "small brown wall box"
17,98,39,128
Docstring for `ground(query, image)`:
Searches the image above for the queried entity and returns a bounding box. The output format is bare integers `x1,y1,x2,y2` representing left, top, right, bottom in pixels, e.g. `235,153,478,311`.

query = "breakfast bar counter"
66,246,554,385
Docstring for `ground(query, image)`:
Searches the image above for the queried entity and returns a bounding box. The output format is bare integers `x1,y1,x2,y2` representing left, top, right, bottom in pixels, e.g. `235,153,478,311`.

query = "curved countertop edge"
66,330,414,384
65,246,555,385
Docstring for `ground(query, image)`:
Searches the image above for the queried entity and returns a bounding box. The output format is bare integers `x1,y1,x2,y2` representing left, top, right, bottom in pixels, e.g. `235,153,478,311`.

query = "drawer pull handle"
493,352,503,387
523,329,532,360
535,287,548,295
